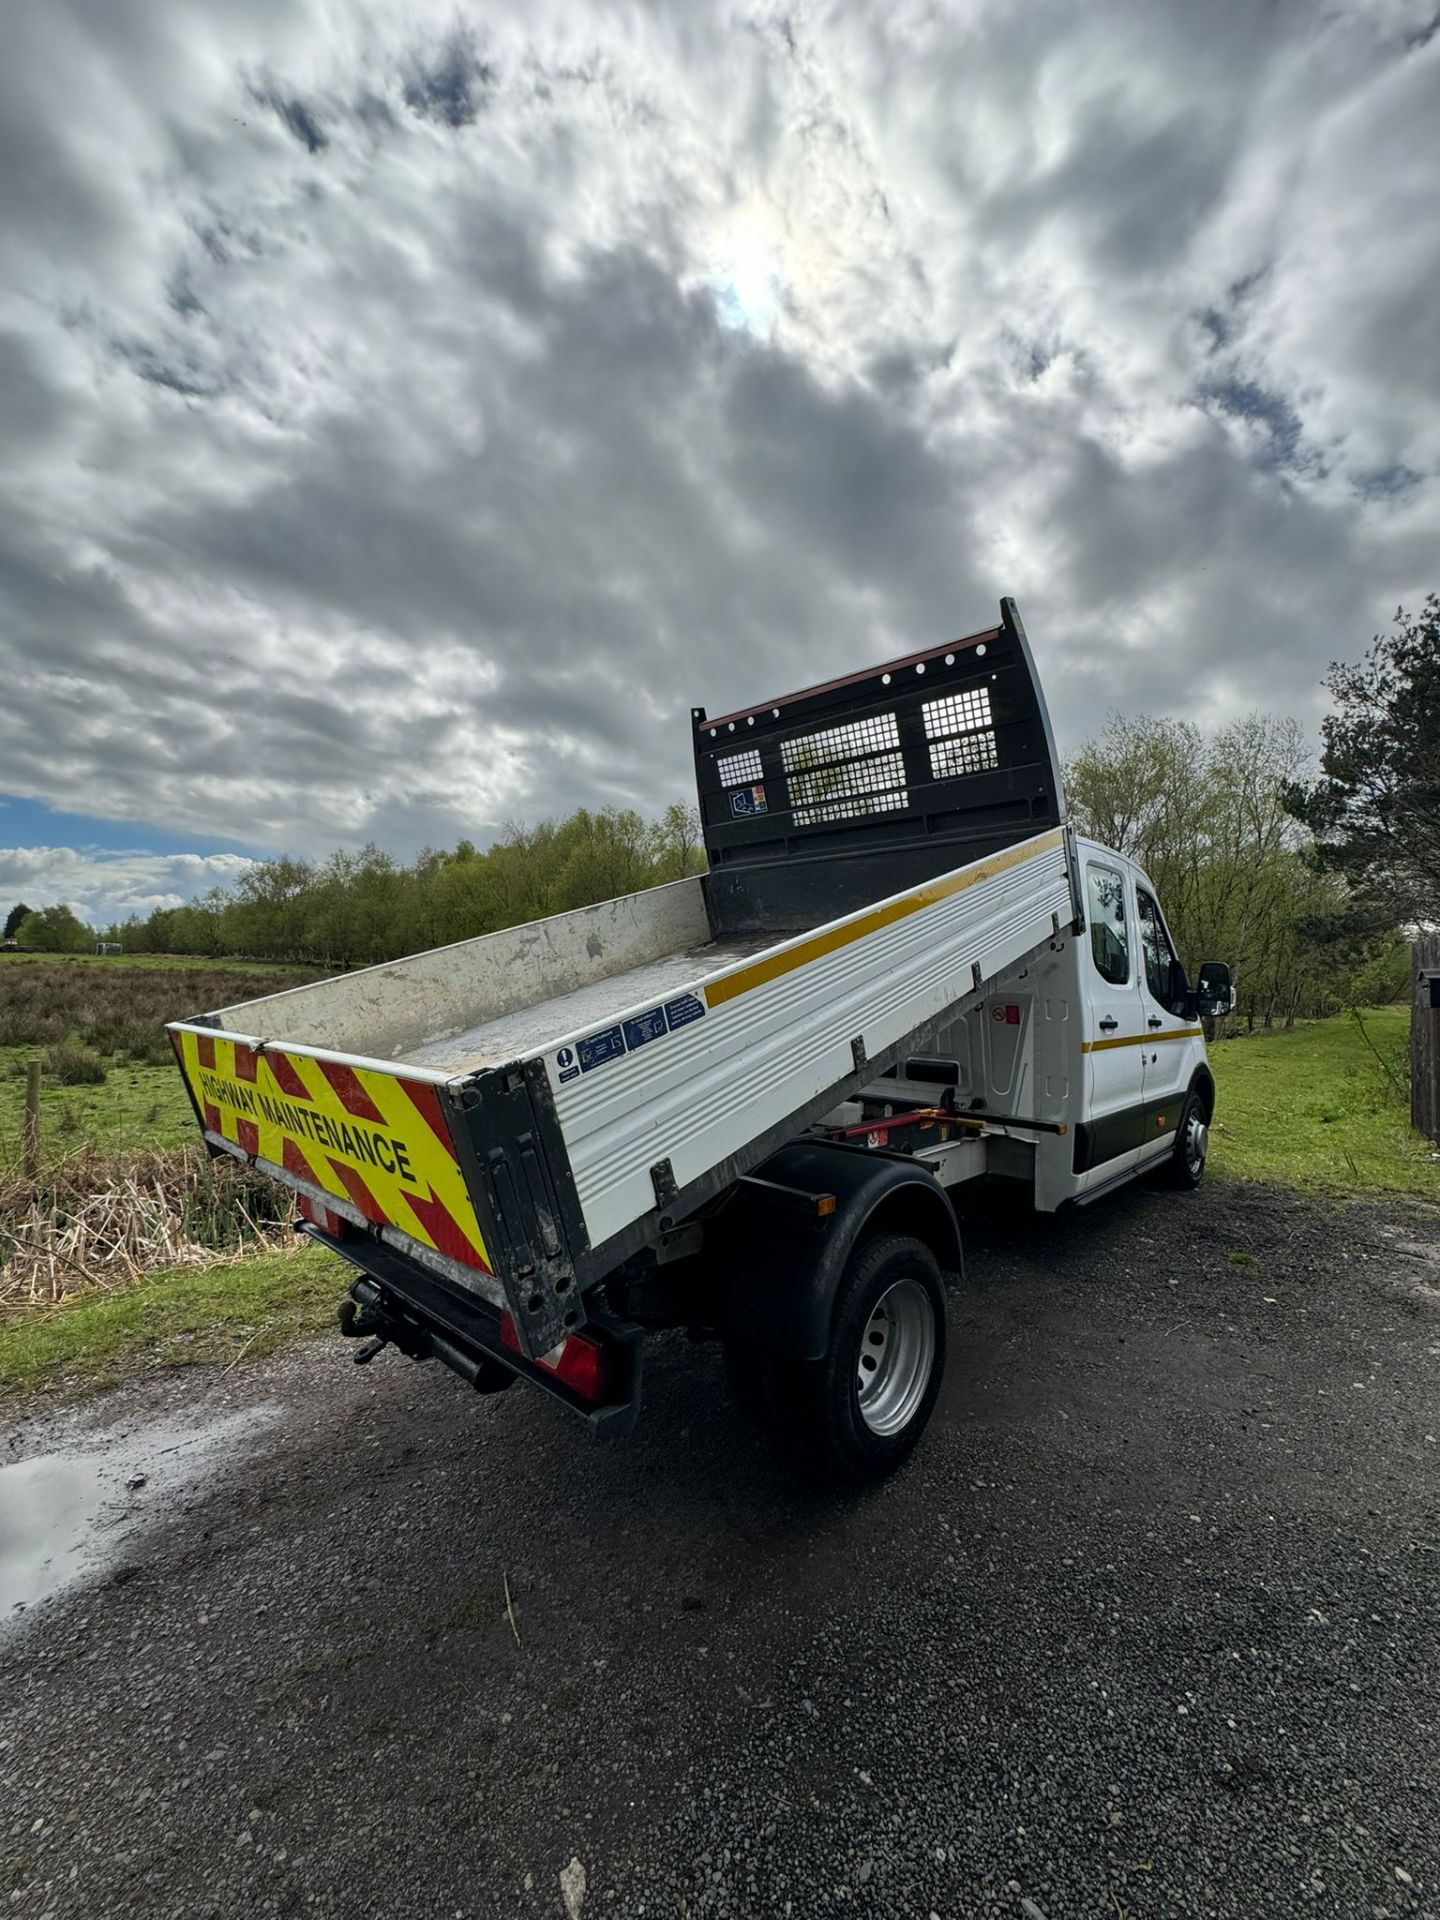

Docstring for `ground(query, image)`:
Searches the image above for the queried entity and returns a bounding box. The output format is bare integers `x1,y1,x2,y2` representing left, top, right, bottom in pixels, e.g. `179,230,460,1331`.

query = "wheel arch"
1189,1063,1216,1120
855,1181,963,1280
710,1139,962,1363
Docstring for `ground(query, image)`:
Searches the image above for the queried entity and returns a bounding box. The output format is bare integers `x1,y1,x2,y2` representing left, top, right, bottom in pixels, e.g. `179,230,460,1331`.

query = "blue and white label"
730,783,768,818
623,1007,666,1051
664,992,707,1032
557,998,705,1085
577,1026,626,1073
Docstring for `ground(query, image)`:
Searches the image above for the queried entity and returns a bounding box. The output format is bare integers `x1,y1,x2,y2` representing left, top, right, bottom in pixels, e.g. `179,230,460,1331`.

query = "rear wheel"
726,1234,948,1484
1162,1089,1209,1189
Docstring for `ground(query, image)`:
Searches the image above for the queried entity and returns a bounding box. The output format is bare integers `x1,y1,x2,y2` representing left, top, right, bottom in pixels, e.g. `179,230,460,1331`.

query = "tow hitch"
312,1229,645,1435
337,1276,512,1387
337,1292,394,1365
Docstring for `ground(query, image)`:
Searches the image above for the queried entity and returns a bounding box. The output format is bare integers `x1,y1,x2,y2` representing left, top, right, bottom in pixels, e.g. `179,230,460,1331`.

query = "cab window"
1137,888,1185,1013
1086,864,1129,985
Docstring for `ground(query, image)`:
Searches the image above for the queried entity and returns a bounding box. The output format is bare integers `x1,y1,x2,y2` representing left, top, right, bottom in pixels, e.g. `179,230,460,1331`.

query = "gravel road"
3,1177,1438,1920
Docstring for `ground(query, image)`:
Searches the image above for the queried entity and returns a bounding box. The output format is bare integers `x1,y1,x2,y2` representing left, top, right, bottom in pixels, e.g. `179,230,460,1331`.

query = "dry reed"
0,1145,297,1312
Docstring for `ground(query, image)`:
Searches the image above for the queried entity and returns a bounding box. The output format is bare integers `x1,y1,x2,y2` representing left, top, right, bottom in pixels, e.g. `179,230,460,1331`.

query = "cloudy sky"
1,0,1436,926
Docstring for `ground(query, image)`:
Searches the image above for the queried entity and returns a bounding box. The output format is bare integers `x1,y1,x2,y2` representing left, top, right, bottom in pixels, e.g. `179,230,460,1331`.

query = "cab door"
1135,884,1201,1162
1077,858,1146,1187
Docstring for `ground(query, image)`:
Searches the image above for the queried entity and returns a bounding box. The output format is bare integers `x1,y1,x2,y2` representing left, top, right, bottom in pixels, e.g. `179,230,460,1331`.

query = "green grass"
0,951,316,973
0,1241,342,1399
0,1047,198,1159
1209,1004,1439,1200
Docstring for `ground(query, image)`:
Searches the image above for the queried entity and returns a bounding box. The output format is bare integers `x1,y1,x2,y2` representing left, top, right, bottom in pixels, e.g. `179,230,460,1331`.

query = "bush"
126,1034,177,1068
0,962,321,1057
44,1045,107,1086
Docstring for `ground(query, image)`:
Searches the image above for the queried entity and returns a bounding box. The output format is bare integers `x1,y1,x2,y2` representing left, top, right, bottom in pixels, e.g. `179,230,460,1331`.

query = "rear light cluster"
296,1193,349,1238
499,1310,607,1403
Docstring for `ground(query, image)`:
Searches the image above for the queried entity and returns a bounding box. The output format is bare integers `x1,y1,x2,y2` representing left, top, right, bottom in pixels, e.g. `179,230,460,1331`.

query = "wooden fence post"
23,1057,41,1178
1412,934,1440,1146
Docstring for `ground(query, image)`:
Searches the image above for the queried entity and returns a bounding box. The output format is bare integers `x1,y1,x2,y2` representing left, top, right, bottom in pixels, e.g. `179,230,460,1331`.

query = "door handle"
1098,1016,1119,1032
1148,1017,1163,1029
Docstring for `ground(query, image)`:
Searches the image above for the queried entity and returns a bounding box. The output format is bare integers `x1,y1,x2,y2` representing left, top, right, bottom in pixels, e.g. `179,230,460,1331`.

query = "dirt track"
3,1177,1438,1919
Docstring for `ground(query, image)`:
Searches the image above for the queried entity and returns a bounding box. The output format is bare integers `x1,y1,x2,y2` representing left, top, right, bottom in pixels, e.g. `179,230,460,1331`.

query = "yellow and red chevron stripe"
171,1029,490,1275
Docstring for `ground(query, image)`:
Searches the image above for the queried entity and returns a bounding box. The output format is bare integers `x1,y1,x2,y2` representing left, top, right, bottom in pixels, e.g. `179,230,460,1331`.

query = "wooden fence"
1412,934,1440,1145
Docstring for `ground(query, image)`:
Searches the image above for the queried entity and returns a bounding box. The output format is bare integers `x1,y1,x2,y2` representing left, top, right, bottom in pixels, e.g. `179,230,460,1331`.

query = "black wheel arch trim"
710,1138,962,1363
1189,1064,1216,1119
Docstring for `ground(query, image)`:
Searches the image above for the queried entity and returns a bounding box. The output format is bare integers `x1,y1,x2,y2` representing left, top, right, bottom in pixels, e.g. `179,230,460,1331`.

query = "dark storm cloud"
403,27,495,127
254,87,330,153
0,0,1436,922
1198,379,1308,473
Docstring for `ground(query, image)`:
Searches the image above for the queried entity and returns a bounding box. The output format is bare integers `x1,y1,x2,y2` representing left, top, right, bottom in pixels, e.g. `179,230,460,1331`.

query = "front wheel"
1162,1089,1209,1189
728,1234,948,1485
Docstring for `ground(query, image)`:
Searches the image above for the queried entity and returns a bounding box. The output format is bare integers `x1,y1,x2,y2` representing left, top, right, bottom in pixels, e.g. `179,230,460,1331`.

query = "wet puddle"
0,1405,276,1633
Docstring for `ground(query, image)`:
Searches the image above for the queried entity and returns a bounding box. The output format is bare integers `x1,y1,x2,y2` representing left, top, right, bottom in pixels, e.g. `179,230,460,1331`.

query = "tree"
16,904,94,952
1065,709,1393,1026
3,901,32,940
1287,595,1440,926
118,800,711,965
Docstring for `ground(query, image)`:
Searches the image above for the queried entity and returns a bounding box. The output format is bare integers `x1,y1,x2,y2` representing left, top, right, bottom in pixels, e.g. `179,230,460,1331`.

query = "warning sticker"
623,1007,666,1051
556,995,707,1090
577,1026,625,1073
664,993,706,1031
730,784,767,818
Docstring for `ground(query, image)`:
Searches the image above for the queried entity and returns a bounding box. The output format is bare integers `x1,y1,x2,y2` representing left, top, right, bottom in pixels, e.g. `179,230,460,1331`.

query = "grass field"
0,956,325,1166
0,1240,337,1397
1208,1003,1439,1200
0,950,317,973
0,1047,198,1157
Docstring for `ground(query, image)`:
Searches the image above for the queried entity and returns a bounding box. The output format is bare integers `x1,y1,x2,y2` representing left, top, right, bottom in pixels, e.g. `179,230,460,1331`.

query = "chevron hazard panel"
172,1029,490,1274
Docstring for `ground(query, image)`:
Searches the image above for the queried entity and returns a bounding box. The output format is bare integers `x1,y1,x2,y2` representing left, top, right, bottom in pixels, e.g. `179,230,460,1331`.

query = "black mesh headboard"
693,598,1065,939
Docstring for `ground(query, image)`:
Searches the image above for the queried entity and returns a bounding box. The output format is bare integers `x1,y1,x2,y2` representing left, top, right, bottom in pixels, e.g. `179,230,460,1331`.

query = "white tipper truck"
170,600,1233,1482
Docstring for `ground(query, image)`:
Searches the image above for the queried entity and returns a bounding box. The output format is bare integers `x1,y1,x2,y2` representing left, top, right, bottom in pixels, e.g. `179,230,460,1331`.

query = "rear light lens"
499,1310,607,1404
297,1193,349,1238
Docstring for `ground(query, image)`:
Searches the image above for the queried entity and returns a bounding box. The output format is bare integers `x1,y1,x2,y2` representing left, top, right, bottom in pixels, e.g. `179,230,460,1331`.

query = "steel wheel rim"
1186,1113,1208,1177
856,1278,936,1437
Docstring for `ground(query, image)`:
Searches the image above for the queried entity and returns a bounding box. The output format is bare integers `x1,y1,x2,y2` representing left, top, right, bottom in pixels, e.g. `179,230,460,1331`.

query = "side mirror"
1196,961,1234,1018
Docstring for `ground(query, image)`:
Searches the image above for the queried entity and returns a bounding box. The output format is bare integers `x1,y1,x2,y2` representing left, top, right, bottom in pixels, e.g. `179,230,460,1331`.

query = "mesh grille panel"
791,750,908,825
923,686,992,740
794,791,909,828
715,748,763,786
930,731,999,778
781,711,899,773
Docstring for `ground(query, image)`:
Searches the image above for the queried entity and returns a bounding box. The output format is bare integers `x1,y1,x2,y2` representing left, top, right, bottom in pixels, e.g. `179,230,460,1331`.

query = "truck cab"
844,839,1227,1211
1071,840,1214,1199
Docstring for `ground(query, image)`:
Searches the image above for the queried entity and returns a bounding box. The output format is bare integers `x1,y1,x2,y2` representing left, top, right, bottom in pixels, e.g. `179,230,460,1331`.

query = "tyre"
1162,1089,1209,1190
728,1234,948,1485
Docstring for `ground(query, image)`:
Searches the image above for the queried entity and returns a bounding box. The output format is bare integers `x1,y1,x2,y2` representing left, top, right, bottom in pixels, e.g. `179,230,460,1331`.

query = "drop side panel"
544,828,1074,1249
